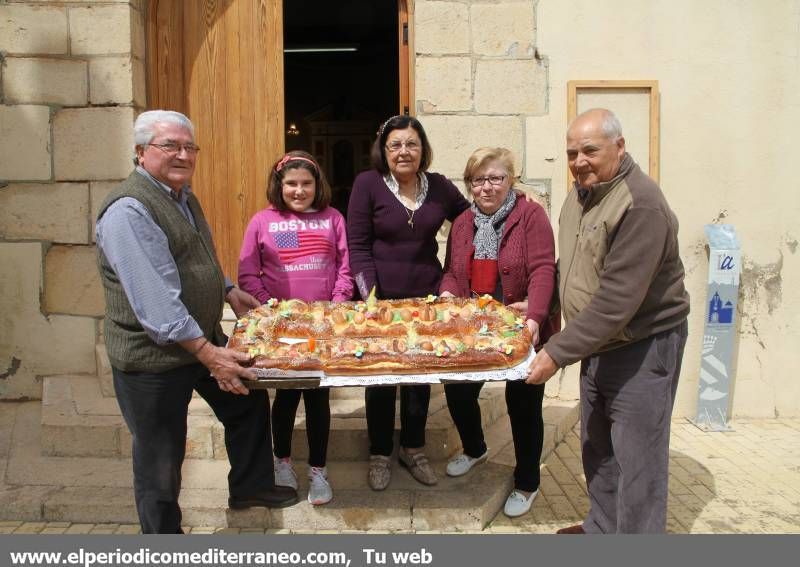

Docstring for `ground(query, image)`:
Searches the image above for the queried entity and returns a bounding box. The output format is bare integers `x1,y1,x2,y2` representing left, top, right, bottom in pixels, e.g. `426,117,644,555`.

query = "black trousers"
272,387,331,467
113,363,274,534
445,379,545,492
365,384,431,456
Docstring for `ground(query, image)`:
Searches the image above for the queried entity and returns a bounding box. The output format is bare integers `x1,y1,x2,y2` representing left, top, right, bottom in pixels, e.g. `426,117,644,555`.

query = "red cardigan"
440,194,560,346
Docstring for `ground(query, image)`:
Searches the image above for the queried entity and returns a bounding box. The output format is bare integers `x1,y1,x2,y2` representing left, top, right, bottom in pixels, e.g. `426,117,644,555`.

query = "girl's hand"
440,290,455,298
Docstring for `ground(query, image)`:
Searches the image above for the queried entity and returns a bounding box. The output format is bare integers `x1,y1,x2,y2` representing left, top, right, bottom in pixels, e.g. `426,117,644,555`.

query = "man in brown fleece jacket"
527,108,690,534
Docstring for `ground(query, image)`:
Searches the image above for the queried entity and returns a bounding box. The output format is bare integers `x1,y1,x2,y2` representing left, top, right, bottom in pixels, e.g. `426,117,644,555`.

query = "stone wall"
0,0,146,399
415,1,548,198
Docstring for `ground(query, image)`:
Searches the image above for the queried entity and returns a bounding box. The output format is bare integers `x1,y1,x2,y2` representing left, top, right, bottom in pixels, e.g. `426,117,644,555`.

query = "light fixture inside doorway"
286,123,300,136
284,44,359,53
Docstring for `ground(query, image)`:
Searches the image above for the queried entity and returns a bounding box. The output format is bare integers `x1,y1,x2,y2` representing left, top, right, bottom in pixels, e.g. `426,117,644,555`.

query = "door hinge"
403,106,409,116
403,23,408,45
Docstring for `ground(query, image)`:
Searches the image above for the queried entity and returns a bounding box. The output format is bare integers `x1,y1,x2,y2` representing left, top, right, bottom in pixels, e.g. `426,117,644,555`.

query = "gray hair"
583,108,623,140
600,109,623,140
133,110,195,165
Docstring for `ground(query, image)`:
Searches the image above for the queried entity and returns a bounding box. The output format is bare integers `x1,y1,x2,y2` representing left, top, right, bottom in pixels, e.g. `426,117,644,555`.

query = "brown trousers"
580,320,688,534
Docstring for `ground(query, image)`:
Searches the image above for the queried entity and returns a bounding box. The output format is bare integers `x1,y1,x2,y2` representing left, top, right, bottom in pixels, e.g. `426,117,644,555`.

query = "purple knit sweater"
347,169,469,299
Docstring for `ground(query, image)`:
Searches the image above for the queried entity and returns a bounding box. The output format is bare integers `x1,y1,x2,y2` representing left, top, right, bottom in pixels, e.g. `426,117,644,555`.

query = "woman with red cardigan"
440,147,559,518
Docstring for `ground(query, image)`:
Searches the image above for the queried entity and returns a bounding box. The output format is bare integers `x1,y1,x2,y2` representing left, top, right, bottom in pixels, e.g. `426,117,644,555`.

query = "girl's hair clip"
275,154,318,172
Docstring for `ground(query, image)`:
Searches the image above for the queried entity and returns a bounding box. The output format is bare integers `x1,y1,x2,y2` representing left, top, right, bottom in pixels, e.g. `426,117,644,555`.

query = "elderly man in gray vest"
96,110,298,533
527,109,690,534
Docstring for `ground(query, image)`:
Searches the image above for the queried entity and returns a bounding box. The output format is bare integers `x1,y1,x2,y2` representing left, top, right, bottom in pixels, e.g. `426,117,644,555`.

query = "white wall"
527,0,800,417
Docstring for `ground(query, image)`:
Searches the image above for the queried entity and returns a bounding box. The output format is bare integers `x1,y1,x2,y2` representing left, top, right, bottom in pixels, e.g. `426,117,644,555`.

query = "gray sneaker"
274,457,298,490
446,450,489,477
307,466,333,505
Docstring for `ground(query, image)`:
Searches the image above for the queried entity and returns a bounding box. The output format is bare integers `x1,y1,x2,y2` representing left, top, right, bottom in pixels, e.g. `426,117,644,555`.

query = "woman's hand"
526,319,540,346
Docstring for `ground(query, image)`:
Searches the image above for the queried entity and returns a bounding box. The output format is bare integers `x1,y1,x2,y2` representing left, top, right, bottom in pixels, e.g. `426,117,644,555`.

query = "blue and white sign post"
694,224,740,431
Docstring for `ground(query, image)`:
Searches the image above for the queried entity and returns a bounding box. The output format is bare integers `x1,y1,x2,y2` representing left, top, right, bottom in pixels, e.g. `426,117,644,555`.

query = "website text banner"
2,534,798,567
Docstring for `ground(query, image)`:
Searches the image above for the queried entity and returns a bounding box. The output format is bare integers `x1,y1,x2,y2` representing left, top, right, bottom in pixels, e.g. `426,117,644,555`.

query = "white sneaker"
274,457,298,490
446,450,489,477
308,466,333,506
503,489,538,517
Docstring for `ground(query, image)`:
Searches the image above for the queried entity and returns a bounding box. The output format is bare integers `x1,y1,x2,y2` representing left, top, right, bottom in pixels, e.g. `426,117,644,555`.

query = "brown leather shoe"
368,454,392,491
398,448,438,486
556,524,585,534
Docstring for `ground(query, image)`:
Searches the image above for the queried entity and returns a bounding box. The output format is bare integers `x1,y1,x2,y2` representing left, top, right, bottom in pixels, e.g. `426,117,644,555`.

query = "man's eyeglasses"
385,140,421,153
470,175,507,188
147,142,200,156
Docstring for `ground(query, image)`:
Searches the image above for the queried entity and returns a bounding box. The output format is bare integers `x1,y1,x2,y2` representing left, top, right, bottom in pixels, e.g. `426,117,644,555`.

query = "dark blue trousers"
113,363,273,533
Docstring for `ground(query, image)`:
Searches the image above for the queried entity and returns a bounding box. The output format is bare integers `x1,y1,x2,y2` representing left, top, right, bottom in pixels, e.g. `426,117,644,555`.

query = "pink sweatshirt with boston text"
237,206,353,303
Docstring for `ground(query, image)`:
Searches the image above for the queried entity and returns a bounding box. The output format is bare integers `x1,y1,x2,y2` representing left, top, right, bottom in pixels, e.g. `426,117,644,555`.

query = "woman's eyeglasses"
385,140,421,153
470,175,507,188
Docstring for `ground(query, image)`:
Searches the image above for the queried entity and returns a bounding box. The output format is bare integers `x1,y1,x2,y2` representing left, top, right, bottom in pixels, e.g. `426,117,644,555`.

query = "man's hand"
181,337,255,395
526,348,558,385
197,344,256,395
226,287,260,318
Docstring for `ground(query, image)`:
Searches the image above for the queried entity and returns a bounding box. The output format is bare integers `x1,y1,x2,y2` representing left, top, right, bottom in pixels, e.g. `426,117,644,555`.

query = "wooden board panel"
566,80,660,189
146,0,284,280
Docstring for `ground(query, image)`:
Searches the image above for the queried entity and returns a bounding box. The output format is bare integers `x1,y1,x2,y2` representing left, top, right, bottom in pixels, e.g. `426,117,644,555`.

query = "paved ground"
2,418,798,534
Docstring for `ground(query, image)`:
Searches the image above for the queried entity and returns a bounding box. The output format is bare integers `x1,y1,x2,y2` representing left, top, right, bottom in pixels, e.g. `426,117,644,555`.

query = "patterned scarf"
472,190,517,259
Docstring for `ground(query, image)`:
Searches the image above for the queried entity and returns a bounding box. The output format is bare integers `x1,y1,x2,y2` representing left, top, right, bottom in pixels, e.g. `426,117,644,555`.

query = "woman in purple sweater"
439,147,558,518
347,115,470,490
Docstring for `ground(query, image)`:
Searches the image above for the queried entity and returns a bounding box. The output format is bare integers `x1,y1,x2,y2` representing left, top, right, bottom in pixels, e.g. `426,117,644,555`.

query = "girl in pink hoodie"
238,150,353,506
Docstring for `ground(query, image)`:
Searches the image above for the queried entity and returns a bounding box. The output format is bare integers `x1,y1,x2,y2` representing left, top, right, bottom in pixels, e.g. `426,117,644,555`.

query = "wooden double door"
146,0,412,278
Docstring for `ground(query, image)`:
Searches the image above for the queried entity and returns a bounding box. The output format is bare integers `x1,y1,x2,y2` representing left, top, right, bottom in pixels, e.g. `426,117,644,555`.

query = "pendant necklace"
403,179,420,229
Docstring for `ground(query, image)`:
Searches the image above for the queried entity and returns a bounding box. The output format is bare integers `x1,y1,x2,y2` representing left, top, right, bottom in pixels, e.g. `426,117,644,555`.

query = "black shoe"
228,486,299,509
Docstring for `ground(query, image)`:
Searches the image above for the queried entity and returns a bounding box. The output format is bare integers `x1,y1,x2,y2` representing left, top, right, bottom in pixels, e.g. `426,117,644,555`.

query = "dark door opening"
283,0,399,217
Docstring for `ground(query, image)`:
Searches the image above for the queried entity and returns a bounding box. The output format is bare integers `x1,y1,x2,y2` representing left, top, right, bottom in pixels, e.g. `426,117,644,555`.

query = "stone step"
41,376,512,461
1,400,579,530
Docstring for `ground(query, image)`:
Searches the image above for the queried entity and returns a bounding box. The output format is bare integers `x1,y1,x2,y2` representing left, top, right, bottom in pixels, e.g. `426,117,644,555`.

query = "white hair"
134,110,195,146
133,110,195,164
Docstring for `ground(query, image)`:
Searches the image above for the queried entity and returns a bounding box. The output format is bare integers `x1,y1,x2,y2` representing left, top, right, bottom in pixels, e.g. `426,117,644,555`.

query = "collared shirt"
96,167,229,345
382,171,429,208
